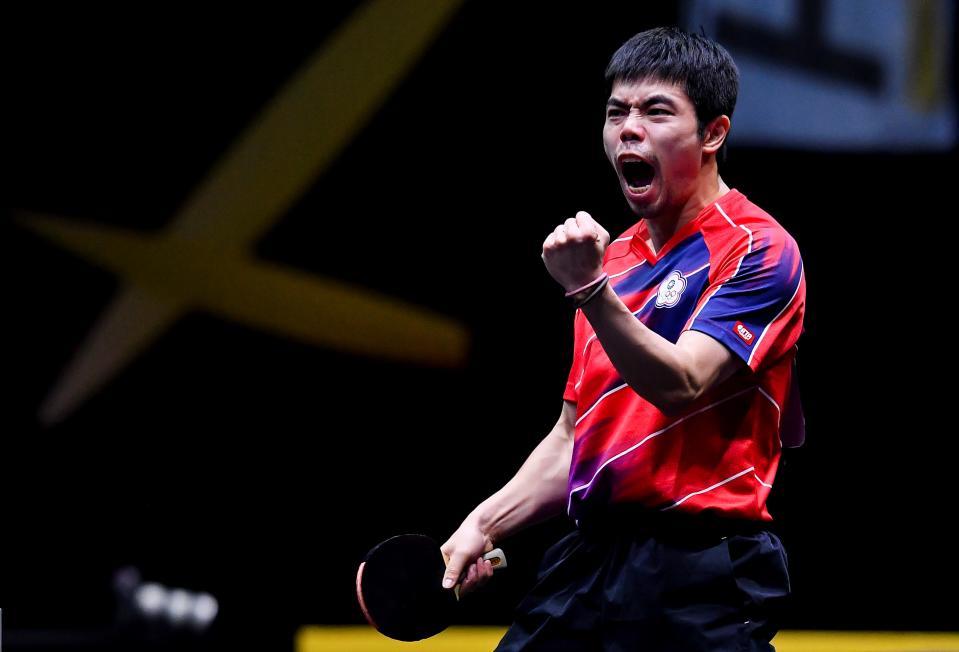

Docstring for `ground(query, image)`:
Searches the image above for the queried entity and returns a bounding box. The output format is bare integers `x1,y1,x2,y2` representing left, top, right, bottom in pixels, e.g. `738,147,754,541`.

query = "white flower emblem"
655,270,687,308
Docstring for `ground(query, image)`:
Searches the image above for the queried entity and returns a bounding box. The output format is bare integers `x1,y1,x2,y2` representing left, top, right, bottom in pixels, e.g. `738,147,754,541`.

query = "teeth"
629,184,651,193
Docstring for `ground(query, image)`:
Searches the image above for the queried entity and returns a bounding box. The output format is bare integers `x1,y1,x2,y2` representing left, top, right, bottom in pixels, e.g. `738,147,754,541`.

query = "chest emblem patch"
655,270,687,308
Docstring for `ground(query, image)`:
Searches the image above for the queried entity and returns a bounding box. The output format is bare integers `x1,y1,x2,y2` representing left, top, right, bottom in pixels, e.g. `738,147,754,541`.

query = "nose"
620,111,646,142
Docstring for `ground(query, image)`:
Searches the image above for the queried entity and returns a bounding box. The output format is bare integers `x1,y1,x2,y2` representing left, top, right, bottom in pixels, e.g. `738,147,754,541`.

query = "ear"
702,115,731,155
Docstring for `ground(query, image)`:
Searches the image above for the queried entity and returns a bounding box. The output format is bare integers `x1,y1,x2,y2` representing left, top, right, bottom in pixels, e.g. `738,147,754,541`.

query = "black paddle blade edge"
357,534,457,641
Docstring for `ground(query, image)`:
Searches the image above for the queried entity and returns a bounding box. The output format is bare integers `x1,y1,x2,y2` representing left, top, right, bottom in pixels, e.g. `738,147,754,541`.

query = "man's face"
603,78,705,218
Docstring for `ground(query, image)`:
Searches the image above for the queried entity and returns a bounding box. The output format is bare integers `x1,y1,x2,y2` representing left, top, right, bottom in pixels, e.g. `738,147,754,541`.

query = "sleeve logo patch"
735,321,755,345
655,270,687,308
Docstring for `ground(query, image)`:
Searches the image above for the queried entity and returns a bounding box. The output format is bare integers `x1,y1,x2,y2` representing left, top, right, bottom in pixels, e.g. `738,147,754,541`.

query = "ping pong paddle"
355,534,507,641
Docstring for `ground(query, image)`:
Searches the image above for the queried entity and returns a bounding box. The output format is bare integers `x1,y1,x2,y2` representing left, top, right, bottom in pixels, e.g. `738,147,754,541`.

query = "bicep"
676,329,748,397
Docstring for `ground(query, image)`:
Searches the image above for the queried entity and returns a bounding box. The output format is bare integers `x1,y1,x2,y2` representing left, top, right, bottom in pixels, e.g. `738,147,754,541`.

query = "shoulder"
700,190,801,261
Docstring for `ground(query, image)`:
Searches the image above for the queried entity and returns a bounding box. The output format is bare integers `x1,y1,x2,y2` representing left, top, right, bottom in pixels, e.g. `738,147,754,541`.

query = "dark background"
4,2,957,649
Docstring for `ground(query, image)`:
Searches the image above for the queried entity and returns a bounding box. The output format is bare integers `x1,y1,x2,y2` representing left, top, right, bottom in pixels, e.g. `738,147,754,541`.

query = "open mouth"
622,160,655,193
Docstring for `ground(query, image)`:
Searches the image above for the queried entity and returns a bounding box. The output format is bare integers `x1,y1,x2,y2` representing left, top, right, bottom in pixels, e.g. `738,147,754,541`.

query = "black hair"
605,27,739,162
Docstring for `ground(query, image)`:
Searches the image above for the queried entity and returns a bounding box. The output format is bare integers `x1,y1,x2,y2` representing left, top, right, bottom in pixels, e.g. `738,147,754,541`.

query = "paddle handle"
453,548,507,601
483,548,507,570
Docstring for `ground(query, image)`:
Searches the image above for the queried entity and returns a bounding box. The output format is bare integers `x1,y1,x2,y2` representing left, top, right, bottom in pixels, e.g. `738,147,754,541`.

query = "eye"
606,109,624,119
648,108,671,116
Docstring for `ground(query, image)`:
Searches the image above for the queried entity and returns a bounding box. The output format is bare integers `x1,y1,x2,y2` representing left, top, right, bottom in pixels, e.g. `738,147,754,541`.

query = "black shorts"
494,514,790,652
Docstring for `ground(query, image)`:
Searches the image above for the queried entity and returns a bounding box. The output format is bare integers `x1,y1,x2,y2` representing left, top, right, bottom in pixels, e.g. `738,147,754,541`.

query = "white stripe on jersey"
610,260,646,279
568,385,759,515
747,262,804,368
575,383,629,426
757,387,781,422
686,202,754,325
660,466,756,511
757,386,784,446
753,472,773,488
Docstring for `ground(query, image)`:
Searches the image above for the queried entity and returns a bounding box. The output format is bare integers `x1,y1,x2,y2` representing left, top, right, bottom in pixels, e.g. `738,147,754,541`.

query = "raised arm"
542,211,746,416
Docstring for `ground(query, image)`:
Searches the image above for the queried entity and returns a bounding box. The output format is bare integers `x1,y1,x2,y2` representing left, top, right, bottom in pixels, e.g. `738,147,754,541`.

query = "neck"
645,165,729,254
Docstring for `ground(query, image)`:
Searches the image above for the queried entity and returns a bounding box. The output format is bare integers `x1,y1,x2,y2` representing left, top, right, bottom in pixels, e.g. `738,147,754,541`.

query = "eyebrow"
606,94,679,110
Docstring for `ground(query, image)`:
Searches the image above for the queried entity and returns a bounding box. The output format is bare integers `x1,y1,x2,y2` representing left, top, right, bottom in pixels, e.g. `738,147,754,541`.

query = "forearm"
578,282,695,414
468,415,573,545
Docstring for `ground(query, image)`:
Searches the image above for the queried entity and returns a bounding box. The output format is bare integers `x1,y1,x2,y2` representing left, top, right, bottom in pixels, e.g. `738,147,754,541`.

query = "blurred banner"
683,0,957,150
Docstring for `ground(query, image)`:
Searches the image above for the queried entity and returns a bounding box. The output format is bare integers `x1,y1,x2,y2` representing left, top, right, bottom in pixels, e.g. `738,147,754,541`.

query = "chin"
624,191,658,216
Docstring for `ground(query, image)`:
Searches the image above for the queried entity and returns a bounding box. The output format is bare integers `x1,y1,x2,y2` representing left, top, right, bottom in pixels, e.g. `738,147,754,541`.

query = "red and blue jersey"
564,189,806,523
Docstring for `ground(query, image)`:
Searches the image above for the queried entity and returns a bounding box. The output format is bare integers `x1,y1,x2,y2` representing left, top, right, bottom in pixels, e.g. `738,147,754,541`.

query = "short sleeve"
685,228,805,373
563,311,585,403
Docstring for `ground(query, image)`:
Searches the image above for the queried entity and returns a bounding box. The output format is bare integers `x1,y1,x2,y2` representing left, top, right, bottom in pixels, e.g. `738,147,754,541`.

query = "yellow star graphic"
16,0,468,426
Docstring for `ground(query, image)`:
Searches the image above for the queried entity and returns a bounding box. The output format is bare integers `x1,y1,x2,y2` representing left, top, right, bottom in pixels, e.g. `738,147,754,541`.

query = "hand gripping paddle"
355,534,507,641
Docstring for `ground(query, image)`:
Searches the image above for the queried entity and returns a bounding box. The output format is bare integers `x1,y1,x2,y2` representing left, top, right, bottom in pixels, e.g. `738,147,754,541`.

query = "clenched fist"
542,211,610,293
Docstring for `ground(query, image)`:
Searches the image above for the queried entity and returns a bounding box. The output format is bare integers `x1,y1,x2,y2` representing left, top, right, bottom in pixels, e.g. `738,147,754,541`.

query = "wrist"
468,506,499,548
571,274,610,308
564,271,608,297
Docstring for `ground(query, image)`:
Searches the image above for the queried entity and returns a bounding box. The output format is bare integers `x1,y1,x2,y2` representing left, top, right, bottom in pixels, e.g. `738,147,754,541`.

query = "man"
441,27,806,651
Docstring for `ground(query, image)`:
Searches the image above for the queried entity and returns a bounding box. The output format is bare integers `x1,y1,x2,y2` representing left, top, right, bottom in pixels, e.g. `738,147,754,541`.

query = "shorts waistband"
575,504,772,544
